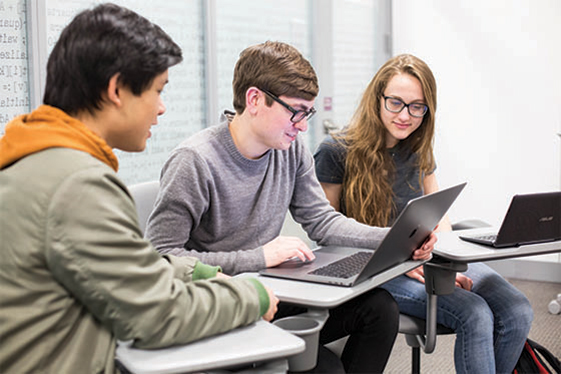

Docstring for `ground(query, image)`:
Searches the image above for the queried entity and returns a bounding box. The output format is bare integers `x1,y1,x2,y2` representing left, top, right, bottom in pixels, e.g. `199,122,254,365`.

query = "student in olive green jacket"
0,4,278,373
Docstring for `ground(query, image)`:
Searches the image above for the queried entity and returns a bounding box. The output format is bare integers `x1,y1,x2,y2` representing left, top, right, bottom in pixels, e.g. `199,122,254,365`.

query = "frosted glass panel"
40,0,204,185
214,0,313,141
0,0,29,135
6,0,387,183
332,0,377,129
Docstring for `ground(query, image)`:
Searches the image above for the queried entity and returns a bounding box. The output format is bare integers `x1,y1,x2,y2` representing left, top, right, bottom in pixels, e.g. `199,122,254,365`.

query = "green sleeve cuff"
192,261,222,280
247,278,270,317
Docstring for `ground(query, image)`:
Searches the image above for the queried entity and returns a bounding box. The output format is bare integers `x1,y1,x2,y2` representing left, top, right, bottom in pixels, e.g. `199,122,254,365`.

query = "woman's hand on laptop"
263,236,316,267
412,232,437,261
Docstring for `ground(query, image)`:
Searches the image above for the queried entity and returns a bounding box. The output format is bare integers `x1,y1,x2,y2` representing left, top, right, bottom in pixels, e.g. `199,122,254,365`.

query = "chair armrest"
407,221,488,354
416,258,468,353
424,258,468,296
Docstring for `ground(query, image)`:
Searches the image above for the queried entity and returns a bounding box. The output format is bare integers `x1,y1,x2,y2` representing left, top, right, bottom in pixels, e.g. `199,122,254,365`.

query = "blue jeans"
381,262,533,374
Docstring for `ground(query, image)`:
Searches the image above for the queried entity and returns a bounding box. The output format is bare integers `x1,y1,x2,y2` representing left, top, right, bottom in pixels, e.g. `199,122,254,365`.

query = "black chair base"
399,313,455,374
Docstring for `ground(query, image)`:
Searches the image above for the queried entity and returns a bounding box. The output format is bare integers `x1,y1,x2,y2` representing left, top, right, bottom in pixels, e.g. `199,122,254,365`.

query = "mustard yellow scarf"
0,105,118,171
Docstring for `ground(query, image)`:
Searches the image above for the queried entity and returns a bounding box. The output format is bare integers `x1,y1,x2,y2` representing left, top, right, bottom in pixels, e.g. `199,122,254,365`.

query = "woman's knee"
505,293,533,334
443,293,494,334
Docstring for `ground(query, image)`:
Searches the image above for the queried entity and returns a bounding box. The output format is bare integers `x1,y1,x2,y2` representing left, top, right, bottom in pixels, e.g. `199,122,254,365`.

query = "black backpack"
513,338,561,374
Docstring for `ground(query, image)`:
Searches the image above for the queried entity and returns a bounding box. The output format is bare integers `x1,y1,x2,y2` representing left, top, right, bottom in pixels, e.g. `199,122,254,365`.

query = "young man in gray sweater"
146,41,436,373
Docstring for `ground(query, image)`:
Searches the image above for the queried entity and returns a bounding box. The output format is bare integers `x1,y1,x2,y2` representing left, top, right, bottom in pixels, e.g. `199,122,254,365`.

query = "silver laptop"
259,182,467,287
459,191,561,248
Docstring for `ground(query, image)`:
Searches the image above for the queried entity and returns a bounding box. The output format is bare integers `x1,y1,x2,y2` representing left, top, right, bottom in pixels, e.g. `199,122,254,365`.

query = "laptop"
459,191,561,248
259,182,467,287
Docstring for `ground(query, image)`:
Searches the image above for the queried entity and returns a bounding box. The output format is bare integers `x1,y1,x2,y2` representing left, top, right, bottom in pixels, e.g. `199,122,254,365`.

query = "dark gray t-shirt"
314,135,435,224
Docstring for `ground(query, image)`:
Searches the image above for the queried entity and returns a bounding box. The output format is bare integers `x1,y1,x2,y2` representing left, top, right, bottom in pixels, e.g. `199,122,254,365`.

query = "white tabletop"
116,320,305,374
434,228,561,262
239,260,424,309
115,259,426,373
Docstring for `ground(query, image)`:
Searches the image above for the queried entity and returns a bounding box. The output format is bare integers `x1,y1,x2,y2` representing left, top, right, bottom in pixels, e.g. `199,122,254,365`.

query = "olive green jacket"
0,148,267,373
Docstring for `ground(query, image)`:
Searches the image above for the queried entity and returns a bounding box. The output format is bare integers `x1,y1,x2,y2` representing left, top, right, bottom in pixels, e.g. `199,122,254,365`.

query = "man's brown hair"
232,41,319,114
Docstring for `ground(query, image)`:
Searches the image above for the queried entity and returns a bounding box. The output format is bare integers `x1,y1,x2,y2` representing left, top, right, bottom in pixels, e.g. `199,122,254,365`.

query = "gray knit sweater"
146,118,389,275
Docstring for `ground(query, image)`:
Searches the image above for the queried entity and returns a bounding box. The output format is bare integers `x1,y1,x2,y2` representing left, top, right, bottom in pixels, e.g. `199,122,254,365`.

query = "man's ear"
105,73,122,108
245,87,262,115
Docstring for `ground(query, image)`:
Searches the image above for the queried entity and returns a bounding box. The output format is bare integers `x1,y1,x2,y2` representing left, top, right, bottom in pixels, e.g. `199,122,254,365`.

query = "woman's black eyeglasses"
383,96,428,118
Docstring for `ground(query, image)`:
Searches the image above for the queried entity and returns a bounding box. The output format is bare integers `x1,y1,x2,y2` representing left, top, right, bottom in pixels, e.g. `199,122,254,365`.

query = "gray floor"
384,279,561,373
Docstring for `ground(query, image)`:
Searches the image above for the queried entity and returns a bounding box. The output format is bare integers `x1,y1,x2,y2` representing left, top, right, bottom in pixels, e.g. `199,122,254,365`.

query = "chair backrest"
128,180,160,235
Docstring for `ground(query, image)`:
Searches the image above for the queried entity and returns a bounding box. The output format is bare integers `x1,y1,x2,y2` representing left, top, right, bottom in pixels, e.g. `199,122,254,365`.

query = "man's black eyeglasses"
383,96,428,118
262,89,316,123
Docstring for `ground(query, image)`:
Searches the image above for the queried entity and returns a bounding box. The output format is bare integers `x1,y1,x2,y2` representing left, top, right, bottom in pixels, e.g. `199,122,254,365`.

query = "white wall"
391,0,561,266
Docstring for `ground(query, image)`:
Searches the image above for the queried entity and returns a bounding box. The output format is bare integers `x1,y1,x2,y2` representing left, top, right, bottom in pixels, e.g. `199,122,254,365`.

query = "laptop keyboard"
309,251,373,279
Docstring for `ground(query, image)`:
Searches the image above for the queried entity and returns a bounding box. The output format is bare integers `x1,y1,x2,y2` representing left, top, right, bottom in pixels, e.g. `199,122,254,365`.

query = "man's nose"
294,118,308,132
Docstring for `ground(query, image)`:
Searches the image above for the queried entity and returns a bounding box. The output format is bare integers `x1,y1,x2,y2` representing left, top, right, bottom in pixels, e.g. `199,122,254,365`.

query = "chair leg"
411,346,420,374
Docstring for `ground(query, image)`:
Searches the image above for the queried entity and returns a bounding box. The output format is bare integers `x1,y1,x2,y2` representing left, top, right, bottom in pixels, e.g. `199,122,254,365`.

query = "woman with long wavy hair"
314,54,533,374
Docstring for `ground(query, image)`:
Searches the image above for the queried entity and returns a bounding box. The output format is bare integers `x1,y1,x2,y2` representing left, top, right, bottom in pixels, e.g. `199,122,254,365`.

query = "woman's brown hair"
334,54,437,227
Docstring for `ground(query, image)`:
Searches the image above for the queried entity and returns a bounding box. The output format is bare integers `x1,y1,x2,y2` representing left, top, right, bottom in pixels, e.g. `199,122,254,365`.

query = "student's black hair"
43,3,183,115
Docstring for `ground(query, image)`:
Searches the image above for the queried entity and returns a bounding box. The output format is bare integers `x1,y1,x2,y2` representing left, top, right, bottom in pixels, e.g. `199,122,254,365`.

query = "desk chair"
398,219,491,374
398,260,466,374
128,180,160,235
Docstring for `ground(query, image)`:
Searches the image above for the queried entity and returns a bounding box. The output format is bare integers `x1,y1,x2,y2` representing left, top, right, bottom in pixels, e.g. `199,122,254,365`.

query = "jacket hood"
0,105,118,171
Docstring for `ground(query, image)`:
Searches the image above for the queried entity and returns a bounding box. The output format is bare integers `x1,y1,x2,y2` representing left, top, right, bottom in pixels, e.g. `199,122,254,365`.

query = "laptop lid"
259,182,467,287
493,191,560,247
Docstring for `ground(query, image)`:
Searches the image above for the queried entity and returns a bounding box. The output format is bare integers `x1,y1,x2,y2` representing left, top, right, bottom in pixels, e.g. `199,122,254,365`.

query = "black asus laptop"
259,182,467,287
459,191,561,248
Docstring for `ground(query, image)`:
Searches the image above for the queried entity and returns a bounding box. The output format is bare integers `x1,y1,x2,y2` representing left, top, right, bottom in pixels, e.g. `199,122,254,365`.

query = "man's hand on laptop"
411,232,437,261
263,236,317,267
